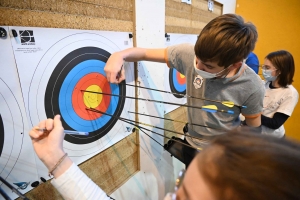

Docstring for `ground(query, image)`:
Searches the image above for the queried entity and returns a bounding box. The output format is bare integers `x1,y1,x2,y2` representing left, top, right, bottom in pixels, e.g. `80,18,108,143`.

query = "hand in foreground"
104,52,125,84
29,115,71,176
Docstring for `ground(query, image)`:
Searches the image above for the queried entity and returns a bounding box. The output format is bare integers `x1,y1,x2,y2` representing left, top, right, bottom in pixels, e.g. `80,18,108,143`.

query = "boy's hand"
104,52,125,84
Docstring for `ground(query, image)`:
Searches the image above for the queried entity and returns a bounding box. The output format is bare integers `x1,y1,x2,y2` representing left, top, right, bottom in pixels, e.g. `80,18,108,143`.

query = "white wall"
216,0,236,13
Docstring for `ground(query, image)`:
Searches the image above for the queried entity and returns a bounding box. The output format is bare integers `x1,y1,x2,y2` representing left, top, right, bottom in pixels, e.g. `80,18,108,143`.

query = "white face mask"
193,57,227,79
262,69,277,82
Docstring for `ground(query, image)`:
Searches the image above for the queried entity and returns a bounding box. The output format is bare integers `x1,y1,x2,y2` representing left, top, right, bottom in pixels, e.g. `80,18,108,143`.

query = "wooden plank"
0,8,133,32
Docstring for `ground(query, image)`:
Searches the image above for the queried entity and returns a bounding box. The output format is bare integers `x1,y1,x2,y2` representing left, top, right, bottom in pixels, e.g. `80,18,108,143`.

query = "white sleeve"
277,87,299,116
51,163,110,200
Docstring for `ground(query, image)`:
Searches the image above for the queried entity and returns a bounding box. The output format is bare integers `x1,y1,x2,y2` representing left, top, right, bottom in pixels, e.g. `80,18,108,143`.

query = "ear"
276,70,281,76
229,61,243,70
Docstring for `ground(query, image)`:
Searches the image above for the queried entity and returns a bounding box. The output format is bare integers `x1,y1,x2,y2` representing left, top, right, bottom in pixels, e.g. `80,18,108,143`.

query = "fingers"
53,115,63,128
106,72,111,83
29,126,44,139
117,67,126,83
53,115,64,134
45,118,54,131
38,119,47,130
104,53,126,84
106,69,119,84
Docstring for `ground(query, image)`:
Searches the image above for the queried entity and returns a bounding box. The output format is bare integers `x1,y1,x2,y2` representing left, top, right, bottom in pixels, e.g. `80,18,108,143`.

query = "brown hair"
266,50,295,86
197,132,300,200
194,14,258,68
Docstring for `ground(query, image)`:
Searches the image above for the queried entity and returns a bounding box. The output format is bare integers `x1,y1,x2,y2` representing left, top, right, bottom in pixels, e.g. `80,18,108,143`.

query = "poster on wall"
9,27,135,177
164,33,197,114
0,26,39,199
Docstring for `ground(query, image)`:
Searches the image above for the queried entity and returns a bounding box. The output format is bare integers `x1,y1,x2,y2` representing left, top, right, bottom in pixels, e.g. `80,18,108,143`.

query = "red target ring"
72,72,111,120
176,71,186,85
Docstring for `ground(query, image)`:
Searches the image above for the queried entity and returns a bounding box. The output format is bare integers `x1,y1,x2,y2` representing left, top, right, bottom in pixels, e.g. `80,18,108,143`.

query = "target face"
23,31,134,159
169,68,186,98
0,78,25,181
45,47,126,144
164,34,197,113
0,27,40,199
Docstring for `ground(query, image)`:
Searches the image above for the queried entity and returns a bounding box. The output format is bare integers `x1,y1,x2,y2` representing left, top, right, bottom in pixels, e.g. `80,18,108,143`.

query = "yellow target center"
83,85,103,108
179,74,185,78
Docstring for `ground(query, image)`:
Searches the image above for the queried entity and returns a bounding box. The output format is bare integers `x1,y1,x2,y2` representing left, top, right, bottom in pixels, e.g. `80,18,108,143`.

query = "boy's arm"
245,114,261,127
104,48,166,83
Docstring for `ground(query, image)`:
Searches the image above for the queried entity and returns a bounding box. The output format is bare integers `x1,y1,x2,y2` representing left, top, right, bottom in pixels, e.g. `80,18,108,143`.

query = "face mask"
193,57,227,79
262,69,277,82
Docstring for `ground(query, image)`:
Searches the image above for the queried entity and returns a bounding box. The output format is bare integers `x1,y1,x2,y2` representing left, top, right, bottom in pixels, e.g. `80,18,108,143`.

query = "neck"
226,66,241,78
271,79,281,88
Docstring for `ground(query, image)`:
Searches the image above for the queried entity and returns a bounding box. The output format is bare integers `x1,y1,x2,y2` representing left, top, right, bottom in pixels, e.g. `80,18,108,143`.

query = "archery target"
0,78,25,181
169,68,186,98
164,34,197,113
25,32,134,158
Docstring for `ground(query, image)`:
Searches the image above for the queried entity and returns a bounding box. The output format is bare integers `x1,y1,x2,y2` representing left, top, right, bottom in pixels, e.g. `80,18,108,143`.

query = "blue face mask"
262,69,277,82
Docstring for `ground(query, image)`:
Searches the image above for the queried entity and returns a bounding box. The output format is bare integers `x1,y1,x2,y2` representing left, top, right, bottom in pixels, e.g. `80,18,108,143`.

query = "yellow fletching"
222,101,235,108
202,105,217,110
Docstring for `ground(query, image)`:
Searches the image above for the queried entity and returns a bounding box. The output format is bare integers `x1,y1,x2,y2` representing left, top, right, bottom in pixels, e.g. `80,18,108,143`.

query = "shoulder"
285,85,299,98
288,85,298,93
167,43,195,64
167,43,195,55
243,68,264,88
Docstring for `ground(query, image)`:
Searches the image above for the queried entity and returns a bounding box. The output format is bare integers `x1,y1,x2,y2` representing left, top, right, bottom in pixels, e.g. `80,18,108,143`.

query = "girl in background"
261,50,298,138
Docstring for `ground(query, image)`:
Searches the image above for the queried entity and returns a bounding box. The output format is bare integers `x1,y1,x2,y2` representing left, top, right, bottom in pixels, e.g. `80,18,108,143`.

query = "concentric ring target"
169,68,186,98
27,32,134,157
164,34,197,113
0,78,24,180
45,47,126,144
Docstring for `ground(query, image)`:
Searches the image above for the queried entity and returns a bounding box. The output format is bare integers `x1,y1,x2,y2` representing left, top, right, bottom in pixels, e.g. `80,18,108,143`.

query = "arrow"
127,111,224,130
86,108,208,142
125,83,246,109
81,90,234,114
86,108,202,151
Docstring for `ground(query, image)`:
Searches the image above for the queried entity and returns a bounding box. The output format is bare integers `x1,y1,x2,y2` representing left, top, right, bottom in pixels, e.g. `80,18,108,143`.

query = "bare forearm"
119,47,166,63
245,115,261,127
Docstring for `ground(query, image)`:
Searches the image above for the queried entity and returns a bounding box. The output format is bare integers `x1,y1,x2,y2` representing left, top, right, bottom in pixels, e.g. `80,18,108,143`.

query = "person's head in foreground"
263,50,295,87
193,14,258,78
171,132,300,200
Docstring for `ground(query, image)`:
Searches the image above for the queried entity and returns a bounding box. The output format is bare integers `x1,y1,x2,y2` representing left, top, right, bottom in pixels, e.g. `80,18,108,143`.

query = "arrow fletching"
221,101,235,108
201,105,218,113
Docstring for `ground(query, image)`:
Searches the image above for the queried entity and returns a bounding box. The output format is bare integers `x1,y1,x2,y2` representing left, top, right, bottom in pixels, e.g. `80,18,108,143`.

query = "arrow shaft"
87,108,207,142
128,111,220,129
125,83,243,108
82,90,230,113
119,118,199,151
86,108,201,150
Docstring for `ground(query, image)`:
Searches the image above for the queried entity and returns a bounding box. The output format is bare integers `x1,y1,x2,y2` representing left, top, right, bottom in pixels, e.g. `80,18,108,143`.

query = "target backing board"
0,26,39,199
164,33,197,114
9,27,135,176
